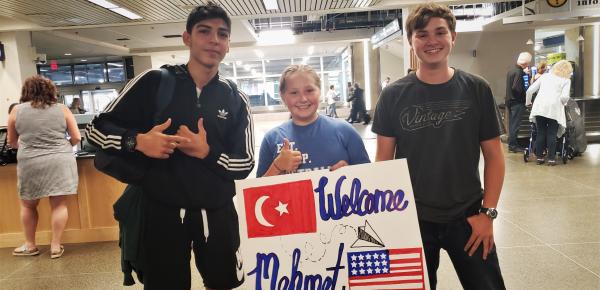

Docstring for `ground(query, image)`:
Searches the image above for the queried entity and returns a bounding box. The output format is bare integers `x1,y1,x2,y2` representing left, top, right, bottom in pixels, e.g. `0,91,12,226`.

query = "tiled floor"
1,112,599,290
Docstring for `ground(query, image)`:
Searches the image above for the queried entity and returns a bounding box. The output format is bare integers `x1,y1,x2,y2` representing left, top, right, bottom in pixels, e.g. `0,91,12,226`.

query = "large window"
40,65,72,86
222,52,348,108
236,60,263,78
38,60,127,86
292,56,321,70
107,62,125,82
323,55,342,71
73,64,88,84
264,59,291,75
219,62,234,78
86,63,106,84
264,76,282,106
237,78,266,107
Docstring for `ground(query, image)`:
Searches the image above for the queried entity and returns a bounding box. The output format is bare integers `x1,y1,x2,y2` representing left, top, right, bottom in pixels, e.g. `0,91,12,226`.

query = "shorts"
142,196,244,290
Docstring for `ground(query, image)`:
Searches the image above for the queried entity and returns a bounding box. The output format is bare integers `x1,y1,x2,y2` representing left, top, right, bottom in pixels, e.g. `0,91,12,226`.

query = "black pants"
535,116,559,160
142,197,243,290
508,103,526,149
419,218,506,290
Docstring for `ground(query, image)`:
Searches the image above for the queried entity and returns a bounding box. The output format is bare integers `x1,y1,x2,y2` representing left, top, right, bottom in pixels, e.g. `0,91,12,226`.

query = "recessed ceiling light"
263,0,279,10
257,29,295,45
110,7,142,20
81,59,87,62
64,53,72,56
87,0,142,20
88,0,118,9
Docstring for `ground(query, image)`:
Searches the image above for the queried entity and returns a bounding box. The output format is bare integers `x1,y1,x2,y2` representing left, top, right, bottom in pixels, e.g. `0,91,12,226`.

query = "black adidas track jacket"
86,65,254,209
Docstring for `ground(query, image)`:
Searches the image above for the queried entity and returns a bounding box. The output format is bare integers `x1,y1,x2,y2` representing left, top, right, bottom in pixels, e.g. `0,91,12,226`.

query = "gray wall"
379,49,404,85
450,29,534,104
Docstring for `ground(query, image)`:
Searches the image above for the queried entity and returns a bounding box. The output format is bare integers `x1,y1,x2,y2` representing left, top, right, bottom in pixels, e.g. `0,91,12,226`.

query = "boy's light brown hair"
405,3,456,45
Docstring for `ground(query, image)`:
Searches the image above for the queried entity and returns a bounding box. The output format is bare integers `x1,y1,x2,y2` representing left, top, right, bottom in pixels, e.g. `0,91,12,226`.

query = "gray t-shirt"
372,69,503,223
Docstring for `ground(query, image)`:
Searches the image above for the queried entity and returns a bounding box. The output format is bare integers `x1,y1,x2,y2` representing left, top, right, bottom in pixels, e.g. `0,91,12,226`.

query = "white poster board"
235,159,430,290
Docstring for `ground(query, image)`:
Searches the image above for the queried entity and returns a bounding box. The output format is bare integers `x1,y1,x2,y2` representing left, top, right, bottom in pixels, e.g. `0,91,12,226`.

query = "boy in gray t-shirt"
372,3,506,290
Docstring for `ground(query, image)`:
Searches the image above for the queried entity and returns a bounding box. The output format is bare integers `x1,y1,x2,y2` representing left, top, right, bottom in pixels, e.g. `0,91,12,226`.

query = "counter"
0,158,125,248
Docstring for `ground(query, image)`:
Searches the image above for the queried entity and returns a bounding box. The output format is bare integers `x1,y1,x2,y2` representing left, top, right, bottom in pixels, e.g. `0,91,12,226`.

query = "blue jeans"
535,116,559,160
327,103,337,117
508,103,526,148
419,218,506,290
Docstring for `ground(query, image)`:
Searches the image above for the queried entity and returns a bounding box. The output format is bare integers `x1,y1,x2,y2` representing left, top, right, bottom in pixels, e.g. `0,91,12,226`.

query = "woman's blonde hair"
278,64,321,95
551,60,573,79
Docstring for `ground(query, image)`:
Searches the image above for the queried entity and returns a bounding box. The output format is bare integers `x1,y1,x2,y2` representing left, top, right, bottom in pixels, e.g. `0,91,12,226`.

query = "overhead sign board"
370,18,402,49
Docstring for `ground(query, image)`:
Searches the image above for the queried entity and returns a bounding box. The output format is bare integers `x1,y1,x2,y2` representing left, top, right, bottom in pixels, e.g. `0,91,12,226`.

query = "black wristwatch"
124,134,138,152
479,207,498,220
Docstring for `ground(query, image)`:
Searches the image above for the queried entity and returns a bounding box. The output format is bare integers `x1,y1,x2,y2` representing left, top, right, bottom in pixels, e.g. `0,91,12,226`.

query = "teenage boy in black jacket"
85,3,253,290
372,3,506,289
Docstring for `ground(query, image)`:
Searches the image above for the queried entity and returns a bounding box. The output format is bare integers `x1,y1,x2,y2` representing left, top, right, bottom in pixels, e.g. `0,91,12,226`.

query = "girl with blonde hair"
257,64,370,176
526,60,573,165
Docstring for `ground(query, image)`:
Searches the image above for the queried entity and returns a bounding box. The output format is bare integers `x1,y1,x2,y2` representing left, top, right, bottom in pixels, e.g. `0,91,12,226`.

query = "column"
351,41,381,111
0,31,37,126
131,55,153,77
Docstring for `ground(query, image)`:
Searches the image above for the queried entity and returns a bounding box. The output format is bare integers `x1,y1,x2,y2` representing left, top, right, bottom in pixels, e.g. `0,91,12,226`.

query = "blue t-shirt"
257,115,370,177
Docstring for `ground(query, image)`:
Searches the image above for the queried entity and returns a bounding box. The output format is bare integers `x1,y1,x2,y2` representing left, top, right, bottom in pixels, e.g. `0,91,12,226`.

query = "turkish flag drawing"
243,179,317,238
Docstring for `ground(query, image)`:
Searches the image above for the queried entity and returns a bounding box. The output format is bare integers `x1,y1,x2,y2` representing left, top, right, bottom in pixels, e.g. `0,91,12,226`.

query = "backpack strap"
224,78,239,99
153,68,175,124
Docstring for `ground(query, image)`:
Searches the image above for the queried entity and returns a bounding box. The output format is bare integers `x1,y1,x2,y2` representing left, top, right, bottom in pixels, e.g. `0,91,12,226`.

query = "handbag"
0,133,17,166
93,67,175,184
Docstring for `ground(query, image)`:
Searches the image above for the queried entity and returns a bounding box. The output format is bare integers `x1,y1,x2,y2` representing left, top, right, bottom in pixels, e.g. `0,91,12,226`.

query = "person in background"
85,3,253,289
372,3,506,289
532,61,547,83
257,64,370,177
347,82,371,125
69,98,86,114
381,76,391,89
8,76,81,259
8,103,18,114
1,103,20,165
506,51,532,153
526,60,572,166
325,84,338,118
345,81,354,122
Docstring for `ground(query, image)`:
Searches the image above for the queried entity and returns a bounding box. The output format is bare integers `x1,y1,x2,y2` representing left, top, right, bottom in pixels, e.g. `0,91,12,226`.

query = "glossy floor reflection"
1,111,599,290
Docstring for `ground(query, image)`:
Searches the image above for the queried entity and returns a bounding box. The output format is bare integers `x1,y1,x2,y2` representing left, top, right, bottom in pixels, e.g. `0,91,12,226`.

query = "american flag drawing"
347,247,425,290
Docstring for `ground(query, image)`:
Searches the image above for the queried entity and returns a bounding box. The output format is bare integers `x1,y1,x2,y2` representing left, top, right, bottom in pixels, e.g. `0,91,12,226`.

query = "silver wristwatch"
479,207,498,220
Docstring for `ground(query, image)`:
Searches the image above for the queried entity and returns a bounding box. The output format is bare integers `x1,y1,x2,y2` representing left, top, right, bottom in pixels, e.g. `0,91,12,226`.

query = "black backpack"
93,68,175,184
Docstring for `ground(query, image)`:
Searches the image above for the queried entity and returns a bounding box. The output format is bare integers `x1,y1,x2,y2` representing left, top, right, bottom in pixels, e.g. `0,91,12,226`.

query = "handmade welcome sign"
235,159,430,290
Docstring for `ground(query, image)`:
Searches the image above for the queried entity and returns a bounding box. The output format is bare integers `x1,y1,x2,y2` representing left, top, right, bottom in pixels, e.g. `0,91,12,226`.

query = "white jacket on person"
326,89,338,105
526,72,571,137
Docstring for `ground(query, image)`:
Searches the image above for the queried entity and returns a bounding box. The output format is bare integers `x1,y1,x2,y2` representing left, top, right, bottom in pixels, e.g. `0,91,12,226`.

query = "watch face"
126,136,136,151
488,209,498,219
